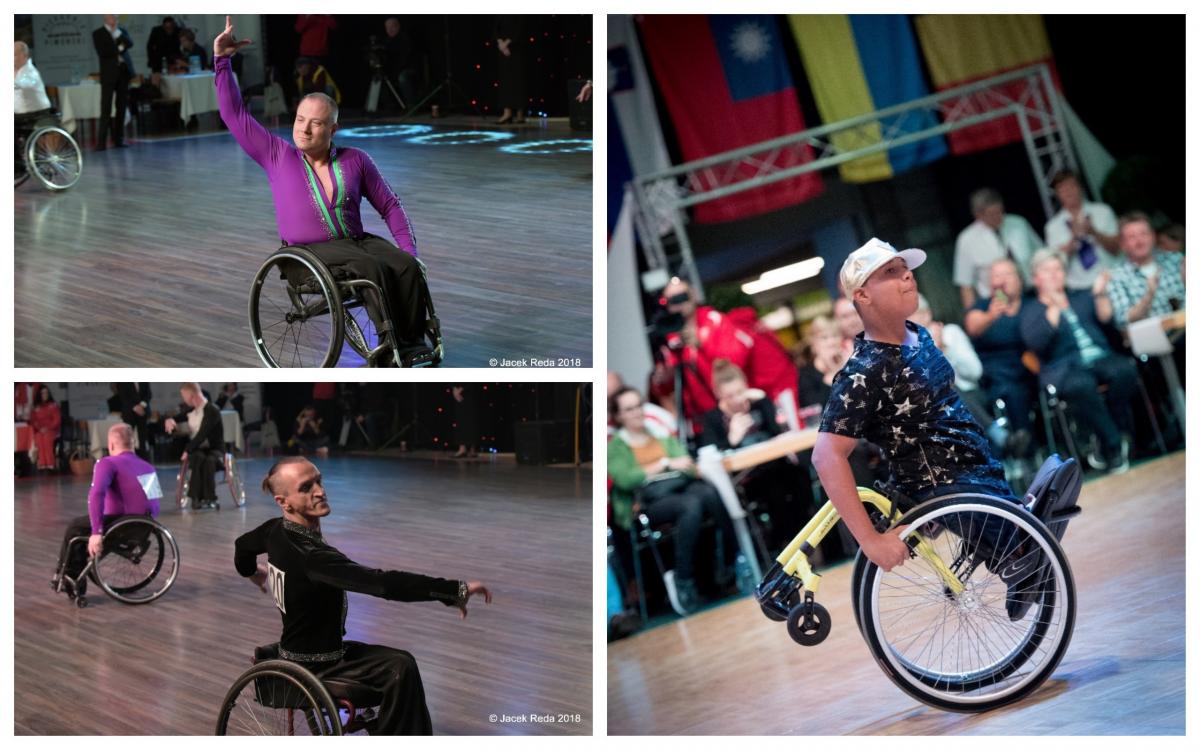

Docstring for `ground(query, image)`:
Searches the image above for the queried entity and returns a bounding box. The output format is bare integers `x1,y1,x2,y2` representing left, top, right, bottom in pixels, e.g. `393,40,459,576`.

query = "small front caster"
75,596,88,609
786,594,830,646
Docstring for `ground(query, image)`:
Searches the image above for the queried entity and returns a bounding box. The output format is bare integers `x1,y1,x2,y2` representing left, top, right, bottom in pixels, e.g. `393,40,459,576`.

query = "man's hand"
728,412,754,446
87,533,104,558
666,455,694,472
164,417,177,433
250,564,270,594
1092,270,1110,298
1144,273,1160,301
180,450,188,462
214,15,252,59
576,80,592,102
458,581,492,619
497,39,511,57
861,526,909,572
133,403,146,417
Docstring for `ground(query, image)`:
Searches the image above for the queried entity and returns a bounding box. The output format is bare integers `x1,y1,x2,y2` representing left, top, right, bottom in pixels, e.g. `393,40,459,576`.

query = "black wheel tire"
215,660,343,735
858,494,1075,713
786,601,831,646
760,602,786,622
850,550,868,636
76,597,88,608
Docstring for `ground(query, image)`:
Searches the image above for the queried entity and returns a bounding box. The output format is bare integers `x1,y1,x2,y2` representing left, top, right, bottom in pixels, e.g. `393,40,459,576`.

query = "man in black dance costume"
235,456,491,735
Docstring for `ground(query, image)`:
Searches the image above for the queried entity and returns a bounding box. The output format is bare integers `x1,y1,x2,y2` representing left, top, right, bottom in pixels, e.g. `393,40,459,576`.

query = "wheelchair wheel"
857,494,1075,712
249,247,345,368
93,517,181,604
25,126,82,191
176,456,190,509
216,660,343,735
225,452,246,507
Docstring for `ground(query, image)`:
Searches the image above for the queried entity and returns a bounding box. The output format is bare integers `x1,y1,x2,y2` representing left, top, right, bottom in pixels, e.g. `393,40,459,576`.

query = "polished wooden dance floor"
14,118,592,367
608,452,1185,735
14,456,592,735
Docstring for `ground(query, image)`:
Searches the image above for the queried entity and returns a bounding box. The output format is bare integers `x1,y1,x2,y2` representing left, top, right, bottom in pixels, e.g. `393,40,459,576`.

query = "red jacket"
652,306,798,433
295,15,336,57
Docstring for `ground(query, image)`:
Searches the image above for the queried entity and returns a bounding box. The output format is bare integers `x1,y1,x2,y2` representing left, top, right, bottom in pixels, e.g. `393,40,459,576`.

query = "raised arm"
212,17,279,169
361,152,418,256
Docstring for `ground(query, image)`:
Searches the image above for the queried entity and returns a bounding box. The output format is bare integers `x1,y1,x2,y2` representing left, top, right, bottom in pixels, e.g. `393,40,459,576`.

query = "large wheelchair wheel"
93,517,180,604
216,659,343,735
857,494,1075,712
225,452,246,507
249,246,345,368
25,126,82,191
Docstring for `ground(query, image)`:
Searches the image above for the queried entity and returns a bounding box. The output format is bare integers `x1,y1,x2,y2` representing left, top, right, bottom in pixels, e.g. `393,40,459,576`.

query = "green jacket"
607,432,691,530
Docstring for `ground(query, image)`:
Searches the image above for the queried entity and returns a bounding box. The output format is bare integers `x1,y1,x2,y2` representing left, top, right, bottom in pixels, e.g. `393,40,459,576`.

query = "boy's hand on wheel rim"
863,526,910,572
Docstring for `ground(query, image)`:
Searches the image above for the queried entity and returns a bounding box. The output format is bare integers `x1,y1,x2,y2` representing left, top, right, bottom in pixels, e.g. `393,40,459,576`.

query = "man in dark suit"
93,14,135,150
114,382,152,459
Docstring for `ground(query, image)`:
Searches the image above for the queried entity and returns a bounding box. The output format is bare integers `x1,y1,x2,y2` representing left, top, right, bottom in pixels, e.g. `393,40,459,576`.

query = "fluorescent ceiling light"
741,257,825,295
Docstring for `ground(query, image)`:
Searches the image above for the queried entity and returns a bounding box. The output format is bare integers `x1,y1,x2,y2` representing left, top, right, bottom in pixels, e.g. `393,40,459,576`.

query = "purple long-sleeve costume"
88,451,160,534
213,55,417,254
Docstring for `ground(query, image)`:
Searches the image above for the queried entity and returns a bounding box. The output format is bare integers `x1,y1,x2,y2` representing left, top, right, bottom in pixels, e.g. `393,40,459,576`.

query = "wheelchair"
756,455,1082,712
15,111,83,191
175,450,247,510
215,643,382,735
52,515,181,608
248,242,444,368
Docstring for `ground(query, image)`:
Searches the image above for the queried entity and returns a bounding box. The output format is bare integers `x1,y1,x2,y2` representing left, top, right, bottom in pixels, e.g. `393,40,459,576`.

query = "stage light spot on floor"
498,139,593,155
406,131,516,145
337,124,434,138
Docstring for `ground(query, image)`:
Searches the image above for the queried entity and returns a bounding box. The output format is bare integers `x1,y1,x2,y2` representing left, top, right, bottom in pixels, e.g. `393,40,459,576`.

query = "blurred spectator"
608,371,675,438
649,276,798,439
114,383,152,460
146,16,180,76
832,296,862,359
296,57,342,105
216,383,245,420
381,17,418,111
92,14,135,150
1158,223,1185,253
797,316,845,410
1021,250,1134,472
954,188,1043,309
174,28,210,72
30,385,62,471
699,360,782,451
295,15,336,66
965,259,1038,452
493,16,527,124
608,387,736,616
451,384,479,458
15,382,40,422
1044,169,1120,291
1107,211,1187,328
291,405,331,458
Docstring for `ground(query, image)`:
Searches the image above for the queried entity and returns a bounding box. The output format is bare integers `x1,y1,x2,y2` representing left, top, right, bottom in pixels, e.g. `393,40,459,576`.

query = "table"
697,429,820,582
160,72,218,123
57,80,105,135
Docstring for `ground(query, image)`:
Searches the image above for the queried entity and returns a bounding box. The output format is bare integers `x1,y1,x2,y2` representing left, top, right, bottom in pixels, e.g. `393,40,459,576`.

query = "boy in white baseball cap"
800,238,1039,620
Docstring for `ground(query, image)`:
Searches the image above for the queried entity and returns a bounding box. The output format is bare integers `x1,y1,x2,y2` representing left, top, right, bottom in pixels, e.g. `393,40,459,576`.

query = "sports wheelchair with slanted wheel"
755,455,1082,712
52,515,180,608
15,111,82,191
249,242,444,368
175,451,247,509
215,643,382,735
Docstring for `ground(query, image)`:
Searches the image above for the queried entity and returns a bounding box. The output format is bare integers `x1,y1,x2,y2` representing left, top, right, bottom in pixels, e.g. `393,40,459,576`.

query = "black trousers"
310,641,433,735
305,236,427,346
984,371,1037,433
188,447,220,502
56,513,149,594
97,69,131,146
1044,355,1137,456
642,479,736,581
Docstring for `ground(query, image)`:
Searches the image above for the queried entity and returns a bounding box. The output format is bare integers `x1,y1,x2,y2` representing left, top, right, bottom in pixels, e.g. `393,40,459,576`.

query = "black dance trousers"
305,236,426,346
98,71,130,146
188,447,220,502
642,479,736,582
1044,355,1137,456
310,641,433,735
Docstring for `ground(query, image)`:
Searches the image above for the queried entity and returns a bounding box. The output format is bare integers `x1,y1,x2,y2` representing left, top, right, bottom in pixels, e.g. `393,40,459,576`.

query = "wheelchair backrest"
1023,454,1082,517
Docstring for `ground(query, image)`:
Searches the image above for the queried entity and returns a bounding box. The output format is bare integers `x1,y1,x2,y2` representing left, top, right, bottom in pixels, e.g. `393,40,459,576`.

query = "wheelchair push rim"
858,495,1075,712
216,660,343,735
225,452,246,507
25,126,82,191
249,249,345,368
93,517,181,604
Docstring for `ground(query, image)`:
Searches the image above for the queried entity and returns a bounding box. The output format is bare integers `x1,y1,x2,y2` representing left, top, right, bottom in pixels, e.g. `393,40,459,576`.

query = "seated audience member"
608,387,736,616
965,259,1039,453
832,297,862,361
797,316,845,410
954,188,1043,309
295,56,342,105
146,16,181,75
607,371,675,438
291,405,331,458
650,276,798,438
1106,211,1187,328
1020,250,1134,473
30,385,62,472
216,382,245,420
1043,169,1121,291
173,28,210,71
1157,223,1184,253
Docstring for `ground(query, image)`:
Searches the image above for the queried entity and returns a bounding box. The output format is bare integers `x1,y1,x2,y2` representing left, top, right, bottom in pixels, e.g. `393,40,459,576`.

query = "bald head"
108,423,134,454
299,92,338,124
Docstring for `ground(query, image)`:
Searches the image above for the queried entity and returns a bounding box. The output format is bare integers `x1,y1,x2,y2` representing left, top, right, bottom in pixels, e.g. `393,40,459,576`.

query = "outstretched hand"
457,581,492,619
214,15,253,58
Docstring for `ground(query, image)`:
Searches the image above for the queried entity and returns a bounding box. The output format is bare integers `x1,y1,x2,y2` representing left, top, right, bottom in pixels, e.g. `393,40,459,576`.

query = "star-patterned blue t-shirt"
818,320,1013,502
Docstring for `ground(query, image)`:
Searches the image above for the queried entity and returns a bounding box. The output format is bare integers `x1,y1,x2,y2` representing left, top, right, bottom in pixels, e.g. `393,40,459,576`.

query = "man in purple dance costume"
53,423,162,599
213,17,432,365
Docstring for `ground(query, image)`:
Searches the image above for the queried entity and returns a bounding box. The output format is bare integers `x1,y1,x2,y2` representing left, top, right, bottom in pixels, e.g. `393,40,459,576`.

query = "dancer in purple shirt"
213,17,430,360
54,423,162,598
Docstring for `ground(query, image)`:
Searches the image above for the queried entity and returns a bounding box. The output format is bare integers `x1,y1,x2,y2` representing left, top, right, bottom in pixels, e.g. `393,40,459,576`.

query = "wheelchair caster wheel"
75,596,88,609
760,602,787,622
786,600,830,646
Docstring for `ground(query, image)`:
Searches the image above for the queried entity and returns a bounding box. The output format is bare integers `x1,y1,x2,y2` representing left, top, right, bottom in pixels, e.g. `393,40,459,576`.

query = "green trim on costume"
300,155,339,238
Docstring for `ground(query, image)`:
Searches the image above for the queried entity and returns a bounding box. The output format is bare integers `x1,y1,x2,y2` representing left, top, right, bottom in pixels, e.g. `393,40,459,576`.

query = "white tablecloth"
160,72,218,122
57,81,105,133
